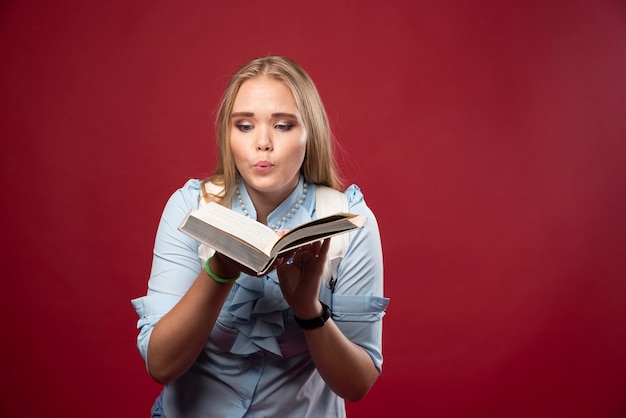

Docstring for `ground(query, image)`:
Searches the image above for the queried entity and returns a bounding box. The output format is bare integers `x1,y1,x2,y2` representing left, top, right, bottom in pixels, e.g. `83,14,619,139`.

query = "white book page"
191,202,279,255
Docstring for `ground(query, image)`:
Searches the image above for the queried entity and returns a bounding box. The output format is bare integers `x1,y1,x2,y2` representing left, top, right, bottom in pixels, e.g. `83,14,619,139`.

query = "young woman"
132,56,389,417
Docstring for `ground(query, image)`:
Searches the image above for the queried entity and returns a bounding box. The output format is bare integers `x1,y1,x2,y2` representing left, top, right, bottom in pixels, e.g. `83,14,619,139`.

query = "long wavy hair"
202,56,342,205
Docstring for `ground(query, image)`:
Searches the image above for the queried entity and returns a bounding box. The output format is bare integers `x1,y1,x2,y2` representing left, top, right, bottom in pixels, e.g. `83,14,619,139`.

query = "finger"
274,256,286,269
306,239,329,260
318,238,331,258
284,247,300,260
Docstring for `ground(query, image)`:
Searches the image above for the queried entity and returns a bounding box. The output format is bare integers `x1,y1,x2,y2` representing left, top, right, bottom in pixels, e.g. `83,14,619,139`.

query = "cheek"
296,131,307,153
229,135,245,160
294,137,307,164
229,144,248,174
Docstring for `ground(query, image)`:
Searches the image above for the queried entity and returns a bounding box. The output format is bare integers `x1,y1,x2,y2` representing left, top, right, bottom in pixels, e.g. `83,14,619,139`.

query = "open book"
178,201,366,275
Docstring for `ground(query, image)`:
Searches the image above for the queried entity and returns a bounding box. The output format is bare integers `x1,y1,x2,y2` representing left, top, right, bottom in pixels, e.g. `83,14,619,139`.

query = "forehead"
233,76,298,111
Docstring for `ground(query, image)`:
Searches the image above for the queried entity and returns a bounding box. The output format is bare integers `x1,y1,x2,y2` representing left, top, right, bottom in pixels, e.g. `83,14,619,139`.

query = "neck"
237,177,306,229
248,188,293,222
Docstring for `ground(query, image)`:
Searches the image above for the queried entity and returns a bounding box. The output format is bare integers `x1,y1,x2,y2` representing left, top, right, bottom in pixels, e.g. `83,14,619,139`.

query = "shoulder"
312,183,366,207
314,183,374,218
343,184,377,219
343,184,365,207
164,179,203,213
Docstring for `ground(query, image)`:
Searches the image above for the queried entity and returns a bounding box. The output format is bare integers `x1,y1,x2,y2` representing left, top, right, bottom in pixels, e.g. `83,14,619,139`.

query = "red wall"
1,1,625,417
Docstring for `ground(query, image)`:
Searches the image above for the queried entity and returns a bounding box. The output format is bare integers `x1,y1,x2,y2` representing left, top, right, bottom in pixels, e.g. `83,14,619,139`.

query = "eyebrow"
231,112,299,119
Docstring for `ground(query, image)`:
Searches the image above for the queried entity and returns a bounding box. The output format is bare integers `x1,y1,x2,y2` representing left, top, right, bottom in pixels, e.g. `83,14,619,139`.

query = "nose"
256,126,273,151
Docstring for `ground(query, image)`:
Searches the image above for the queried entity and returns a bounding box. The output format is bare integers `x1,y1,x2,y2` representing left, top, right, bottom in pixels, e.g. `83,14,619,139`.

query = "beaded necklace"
235,183,308,231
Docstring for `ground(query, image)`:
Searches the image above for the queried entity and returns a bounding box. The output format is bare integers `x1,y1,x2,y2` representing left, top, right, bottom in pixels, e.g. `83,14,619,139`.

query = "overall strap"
315,185,349,292
197,181,224,262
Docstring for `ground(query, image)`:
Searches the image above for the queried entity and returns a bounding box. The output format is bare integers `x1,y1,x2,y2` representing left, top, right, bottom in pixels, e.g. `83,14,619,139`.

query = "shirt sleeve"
131,179,203,365
327,184,390,374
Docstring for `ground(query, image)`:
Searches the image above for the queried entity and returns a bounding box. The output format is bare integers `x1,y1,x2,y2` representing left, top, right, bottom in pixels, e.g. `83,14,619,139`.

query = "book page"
191,203,279,255
271,213,366,256
180,205,366,274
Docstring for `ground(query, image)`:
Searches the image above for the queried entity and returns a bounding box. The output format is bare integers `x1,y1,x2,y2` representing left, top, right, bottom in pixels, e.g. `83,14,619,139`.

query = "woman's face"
230,76,307,204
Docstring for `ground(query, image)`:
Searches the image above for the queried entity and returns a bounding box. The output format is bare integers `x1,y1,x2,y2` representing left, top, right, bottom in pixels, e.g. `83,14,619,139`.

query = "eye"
275,123,294,132
235,123,253,132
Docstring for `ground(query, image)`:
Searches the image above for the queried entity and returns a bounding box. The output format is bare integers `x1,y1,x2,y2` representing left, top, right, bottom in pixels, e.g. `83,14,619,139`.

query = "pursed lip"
254,160,274,172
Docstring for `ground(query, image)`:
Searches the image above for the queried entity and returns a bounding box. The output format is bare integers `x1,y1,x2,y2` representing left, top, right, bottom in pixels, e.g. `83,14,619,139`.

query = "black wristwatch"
294,301,331,330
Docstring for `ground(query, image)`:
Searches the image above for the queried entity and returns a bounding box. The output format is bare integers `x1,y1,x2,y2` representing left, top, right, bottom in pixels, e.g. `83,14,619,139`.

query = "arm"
277,193,387,401
147,253,240,384
278,241,379,401
132,181,243,384
297,300,380,401
278,227,386,401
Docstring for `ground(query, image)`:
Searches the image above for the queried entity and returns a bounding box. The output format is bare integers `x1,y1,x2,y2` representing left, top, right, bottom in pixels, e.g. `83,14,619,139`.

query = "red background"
1,1,625,417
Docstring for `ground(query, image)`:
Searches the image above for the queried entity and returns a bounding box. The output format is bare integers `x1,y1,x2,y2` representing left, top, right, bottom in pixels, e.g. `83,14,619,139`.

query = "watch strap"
294,301,331,329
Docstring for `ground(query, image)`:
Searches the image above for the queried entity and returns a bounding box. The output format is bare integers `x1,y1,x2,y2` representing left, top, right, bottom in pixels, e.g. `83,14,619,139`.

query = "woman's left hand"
276,239,330,318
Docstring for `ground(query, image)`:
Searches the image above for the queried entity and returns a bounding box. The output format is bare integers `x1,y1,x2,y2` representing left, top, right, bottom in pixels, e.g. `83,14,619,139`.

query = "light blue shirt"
132,177,389,418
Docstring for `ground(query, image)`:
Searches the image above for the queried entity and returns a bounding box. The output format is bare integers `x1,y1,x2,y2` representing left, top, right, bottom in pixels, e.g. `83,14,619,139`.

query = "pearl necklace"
236,183,308,231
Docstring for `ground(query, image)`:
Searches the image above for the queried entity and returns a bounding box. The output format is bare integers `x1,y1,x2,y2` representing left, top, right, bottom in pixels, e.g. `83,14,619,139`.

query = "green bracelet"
205,256,241,284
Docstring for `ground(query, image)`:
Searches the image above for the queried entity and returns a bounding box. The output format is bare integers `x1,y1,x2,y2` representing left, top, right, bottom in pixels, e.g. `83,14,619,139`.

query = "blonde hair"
202,56,342,205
